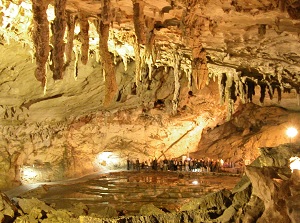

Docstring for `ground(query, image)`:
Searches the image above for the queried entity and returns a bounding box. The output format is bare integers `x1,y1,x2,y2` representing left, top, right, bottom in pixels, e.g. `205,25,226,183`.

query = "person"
127,159,130,170
159,160,164,171
136,158,140,171
163,158,168,171
173,159,178,171
178,160,182,171
184,159,190,171
152,158,158,171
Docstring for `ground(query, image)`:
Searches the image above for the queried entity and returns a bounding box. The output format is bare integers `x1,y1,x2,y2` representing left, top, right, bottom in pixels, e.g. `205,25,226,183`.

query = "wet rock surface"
1,144,299,222
15,171,241,216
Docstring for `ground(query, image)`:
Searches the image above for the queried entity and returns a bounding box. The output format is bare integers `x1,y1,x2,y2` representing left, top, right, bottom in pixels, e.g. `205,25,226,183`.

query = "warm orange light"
286,127,298,138
290,157,300,173
94,152,120,170
286,127,298,143
22,167,37,179
192,180,198,185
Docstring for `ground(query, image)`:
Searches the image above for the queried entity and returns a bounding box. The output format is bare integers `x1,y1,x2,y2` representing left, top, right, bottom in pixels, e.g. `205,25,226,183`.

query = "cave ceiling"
0,0,300,122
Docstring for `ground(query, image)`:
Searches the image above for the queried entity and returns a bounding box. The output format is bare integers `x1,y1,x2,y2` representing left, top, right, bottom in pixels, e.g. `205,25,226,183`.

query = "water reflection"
35,171,240,215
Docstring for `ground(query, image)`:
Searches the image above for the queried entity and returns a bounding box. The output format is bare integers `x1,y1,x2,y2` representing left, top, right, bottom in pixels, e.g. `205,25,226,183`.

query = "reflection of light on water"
192,180,198,185
290,157,300,172
87,186,109,190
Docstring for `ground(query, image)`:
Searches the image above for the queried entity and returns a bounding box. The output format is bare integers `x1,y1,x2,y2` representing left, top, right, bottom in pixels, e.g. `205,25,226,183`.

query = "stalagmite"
31,0,50,88
51,0,67,80
79,13,89,65
65,12,76,65
97,0,117,106
172,52,181,115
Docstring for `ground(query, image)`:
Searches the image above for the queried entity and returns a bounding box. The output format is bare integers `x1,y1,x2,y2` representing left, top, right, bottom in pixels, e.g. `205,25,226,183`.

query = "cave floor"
10,170,241,216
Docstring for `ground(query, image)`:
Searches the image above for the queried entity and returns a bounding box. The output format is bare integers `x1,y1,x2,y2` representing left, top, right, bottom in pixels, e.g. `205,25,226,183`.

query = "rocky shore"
1,144,299,222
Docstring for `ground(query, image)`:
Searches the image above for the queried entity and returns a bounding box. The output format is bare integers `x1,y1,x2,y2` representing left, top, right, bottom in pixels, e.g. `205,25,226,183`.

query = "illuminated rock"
0,1,299,221
0,192,17,222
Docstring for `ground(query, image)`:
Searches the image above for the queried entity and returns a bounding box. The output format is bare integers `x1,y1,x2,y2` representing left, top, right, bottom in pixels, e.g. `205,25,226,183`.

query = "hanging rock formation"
0,0,299,214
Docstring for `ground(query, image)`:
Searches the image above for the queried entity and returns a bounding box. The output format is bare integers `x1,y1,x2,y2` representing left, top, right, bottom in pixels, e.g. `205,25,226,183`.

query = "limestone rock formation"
0,192,17,222
1,144,299,222
194,103,300,167
0,2,300,221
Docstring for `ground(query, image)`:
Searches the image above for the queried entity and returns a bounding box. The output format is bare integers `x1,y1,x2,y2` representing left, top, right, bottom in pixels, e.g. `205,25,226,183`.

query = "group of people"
127,157,227,173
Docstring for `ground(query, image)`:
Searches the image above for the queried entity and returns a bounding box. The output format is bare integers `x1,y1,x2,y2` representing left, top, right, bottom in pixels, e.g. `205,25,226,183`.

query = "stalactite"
145,55,153,80
74,45,80,80
132,35,142,85
233,72,245,103
131,0,146,45
191,40,209,89
225,73,233,102
97,0,117,107
273,86,282,102
277,87,282,102
65,12,76,65
219,73,227,104
182,4,208,90
223,73,236,120
246,79,256,102
172,52,181,115
182,57,193,90
110,30,119,65
186,67,192,90
79,13,89,65
52,0,67,80
267,83,273,100
31,0,50,88
259,83,266,104
230,79,237,102
144,30,156,80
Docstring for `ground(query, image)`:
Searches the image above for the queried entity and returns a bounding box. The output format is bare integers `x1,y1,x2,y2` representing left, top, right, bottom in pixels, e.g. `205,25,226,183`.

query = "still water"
20,171,241,215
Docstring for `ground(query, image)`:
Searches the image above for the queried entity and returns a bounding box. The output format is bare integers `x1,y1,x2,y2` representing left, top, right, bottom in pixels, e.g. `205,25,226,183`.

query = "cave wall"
0,38,299,190
0,40,231,190
195,103,300,168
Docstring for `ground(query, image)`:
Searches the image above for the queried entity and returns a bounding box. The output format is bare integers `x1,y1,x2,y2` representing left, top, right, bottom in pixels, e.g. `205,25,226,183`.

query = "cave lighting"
97,151,113,160
22,166,37,179
290,157,300,173
286,127,298,142
192,180,198,185
95,151,120,169
1,2,19,28
46,5,55,21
